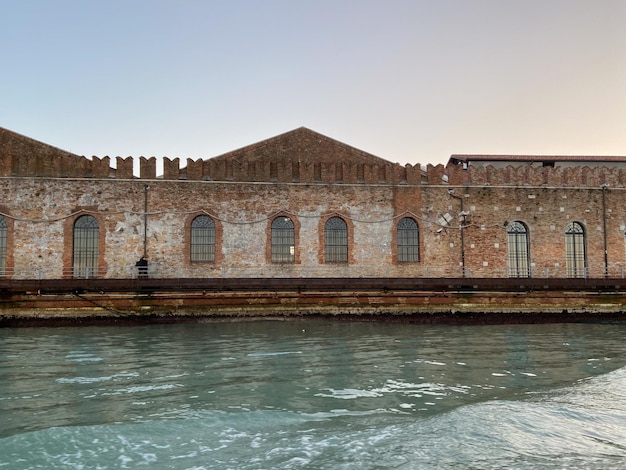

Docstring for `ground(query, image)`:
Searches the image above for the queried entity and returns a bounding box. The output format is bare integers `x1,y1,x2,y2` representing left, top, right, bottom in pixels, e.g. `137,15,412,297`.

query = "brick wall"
0,176,625,280
2,126,626,280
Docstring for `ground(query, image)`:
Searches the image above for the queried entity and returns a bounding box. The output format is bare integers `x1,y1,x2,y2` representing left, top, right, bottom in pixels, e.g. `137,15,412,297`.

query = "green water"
1,320,626,469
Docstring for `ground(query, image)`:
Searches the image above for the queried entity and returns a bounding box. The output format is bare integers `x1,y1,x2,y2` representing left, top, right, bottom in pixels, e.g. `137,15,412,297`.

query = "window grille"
565,222,586,278
0,216,6,277
325,217,348,263
191,215,216,262
271,217,295,263
397,217,419,263
506,221,530,277
73,215,99,278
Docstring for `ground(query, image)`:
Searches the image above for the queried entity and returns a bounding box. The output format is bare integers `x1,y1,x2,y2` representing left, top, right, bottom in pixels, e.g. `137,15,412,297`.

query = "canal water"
1,319,626,469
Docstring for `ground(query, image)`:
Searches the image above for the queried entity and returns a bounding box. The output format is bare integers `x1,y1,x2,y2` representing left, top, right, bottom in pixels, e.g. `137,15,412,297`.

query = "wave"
397,366,626,468
3,368,626,469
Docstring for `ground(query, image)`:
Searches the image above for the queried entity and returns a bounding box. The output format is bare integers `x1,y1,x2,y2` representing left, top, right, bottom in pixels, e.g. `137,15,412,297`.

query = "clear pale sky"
3,0,625,166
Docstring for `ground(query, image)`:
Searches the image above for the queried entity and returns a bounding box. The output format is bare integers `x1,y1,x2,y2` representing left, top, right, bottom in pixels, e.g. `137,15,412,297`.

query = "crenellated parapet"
6,150,626,188
154,158,426,185
426,164,446,185
461,164,626,188
0,147,430,185
0,152,115,179
3,125,626,187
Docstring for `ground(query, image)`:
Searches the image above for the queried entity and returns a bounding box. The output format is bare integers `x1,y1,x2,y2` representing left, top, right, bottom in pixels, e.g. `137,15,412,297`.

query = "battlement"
2,151,626,188
0,152,435,185
2,125,625,187
160,157,431,185
446,163,626,187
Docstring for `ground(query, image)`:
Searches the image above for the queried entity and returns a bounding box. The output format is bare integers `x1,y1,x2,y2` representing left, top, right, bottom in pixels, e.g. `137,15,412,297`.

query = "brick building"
1,125,625,281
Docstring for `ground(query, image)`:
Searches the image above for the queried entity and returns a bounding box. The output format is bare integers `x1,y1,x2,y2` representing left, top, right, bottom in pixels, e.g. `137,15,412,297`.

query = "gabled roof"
0,126,80,160
207,127,395,166
449,154,626,165
0,127,105,178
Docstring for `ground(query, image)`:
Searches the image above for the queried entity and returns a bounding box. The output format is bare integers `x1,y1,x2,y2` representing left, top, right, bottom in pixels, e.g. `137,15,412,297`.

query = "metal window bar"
325,217,348,263
397,217,419,263
506,221,530,277
191,215,216,262
271,217,295,263
73,215,99,279
565,222,586,278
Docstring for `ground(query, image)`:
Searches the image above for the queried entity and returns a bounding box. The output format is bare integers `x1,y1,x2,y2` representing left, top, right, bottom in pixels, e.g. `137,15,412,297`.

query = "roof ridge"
208,127,395,165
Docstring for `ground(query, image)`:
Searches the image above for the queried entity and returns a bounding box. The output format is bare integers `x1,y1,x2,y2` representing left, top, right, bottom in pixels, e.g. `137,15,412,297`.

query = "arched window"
190,215,215,262
271,217,295,263
565,222,587,278
325,216,348,263
507,221,530,277
73,215,99,278
397,217,419,263
0,216,7,276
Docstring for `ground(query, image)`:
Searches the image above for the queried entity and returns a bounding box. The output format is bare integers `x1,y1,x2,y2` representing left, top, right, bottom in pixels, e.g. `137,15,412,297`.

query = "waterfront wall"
1,278,626,325
2,125,626,282
0,176,625,280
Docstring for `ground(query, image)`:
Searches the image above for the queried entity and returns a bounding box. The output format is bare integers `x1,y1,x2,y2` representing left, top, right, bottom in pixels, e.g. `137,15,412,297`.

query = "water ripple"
1,321,626,468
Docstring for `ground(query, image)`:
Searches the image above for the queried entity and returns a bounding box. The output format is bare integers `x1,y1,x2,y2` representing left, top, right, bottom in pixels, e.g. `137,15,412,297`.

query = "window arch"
506,221,530,277
324,216,348,263
190,215,216,262
565,222,587,278
271,216,295,263
397,217,419,263
73,215,99,278
0,216,6,276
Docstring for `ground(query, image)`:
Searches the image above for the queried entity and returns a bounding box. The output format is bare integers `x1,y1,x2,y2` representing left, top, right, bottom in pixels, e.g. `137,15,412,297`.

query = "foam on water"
55,371,140,385
1,367,626,469
2,321,626,468
0,368,626,469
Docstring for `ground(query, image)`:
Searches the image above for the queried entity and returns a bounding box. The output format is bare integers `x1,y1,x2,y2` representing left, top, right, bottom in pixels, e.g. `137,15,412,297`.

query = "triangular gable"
0,127,85,177
207,127,396,166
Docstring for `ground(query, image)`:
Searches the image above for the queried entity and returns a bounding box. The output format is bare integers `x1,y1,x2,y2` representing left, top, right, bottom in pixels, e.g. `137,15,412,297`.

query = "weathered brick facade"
1,126,625,281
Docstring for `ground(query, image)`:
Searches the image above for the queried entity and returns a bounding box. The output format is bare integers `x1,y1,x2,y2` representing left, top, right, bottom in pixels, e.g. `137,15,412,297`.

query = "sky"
3,0,626,167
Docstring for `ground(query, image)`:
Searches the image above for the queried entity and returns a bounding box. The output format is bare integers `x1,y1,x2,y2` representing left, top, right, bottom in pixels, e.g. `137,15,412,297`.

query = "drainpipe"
601,184,608,278
448,189,466,277
143,185,149,258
